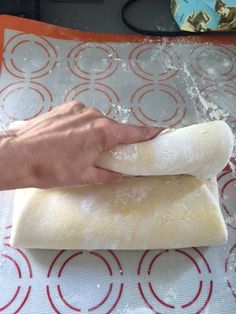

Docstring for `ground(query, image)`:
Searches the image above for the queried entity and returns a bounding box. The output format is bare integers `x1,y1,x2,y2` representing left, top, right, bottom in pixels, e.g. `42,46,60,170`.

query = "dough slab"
10,121,234,249
96,121,234,179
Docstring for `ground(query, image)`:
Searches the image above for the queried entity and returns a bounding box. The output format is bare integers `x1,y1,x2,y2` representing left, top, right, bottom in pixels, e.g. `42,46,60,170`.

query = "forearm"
0,130,34,190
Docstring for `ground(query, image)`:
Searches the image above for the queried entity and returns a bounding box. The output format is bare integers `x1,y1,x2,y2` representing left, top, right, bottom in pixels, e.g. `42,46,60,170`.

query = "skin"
0,101,163,190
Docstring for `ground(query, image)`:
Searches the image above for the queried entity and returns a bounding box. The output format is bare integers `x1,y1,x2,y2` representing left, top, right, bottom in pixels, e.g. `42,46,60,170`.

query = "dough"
96,121,234,179
10,175,227,249
10,121,234,249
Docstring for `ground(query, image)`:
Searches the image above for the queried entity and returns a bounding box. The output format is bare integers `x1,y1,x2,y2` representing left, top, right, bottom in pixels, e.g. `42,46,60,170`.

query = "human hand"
4,101,163,189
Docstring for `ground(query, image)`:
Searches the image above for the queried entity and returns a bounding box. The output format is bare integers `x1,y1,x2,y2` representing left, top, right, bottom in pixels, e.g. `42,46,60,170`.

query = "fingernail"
152,127,166,134
152,126,166,130
144,126,164,130
142,126,163,137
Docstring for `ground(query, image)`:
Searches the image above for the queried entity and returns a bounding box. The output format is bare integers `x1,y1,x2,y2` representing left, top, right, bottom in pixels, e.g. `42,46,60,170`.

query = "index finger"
112,122,164,146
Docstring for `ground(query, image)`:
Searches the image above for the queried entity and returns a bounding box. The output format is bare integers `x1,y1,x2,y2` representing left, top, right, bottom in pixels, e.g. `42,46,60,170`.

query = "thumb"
81,166,123,185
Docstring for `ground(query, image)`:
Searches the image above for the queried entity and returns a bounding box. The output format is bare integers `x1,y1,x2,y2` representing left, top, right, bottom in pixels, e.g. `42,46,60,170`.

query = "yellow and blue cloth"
171,0,236,32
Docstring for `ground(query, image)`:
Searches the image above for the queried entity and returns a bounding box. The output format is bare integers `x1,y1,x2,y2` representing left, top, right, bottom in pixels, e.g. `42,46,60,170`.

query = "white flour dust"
117,306,153,314
111,103,132,123
115,184,152,205
165,289,178,302
225,214,236,228
227,251,236,271
109,145,137,162
179,55,234,125
198,95,230,120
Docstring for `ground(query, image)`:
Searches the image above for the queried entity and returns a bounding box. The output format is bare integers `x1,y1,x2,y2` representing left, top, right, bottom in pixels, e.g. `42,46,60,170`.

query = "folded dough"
96,121,234,179
10,175,227,249
10,121,234,249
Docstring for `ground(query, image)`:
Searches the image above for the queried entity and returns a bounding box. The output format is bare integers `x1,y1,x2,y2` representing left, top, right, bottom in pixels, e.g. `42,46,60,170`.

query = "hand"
1,101,163,189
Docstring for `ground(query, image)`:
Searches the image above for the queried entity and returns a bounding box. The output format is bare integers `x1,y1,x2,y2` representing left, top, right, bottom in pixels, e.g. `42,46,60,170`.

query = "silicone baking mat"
0,15,235,314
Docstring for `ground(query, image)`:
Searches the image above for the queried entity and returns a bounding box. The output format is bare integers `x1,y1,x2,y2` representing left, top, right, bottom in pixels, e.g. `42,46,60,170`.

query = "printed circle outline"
64,82,119,119
218,172,236,230
128,43,179,81
190,45,236,82
0,240,32,312
195,83,236,120
46,250,123,313
131,83,186,127
225,244,236,299
3,32,57,79
0,81,53,121
138,248,213,313
67,42,119,80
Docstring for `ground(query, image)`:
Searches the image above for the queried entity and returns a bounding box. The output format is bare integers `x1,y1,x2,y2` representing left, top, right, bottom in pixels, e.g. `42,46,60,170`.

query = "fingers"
81,113,164,151
113,123,164,146
81,166,123,184
68,100,86,113
48,101,164,158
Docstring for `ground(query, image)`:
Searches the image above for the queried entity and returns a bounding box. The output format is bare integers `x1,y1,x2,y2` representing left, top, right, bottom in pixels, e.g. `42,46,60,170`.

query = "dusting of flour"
109,145,138,162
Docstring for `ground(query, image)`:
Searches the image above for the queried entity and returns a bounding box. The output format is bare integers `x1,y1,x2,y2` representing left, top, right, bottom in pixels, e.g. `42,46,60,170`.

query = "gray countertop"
39,0,179,33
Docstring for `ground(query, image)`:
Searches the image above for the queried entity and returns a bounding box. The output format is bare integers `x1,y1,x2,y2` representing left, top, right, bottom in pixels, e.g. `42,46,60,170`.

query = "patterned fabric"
171,0,236,32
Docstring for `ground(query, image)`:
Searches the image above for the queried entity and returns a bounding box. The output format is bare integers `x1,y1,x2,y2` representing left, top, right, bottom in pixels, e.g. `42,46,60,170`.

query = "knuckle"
99,118,111,130
69,100,79,107
87,107,102,117
70,100,85,112
95,119,112,149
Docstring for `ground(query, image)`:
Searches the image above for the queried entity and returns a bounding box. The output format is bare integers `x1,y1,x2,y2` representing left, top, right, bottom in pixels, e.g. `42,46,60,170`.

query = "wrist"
0,129,35,190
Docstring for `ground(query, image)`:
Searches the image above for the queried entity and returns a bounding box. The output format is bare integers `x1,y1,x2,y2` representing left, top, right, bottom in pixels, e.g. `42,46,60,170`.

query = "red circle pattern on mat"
190,45,236,82
131,82,187,127
64,82,119,119
3,33,57,79
67,42,119,80
218,168,236,230
46,250,123,313
0,225,32,313
195,83,236,122
128,44,179,81
137,248,213,313
225,244,236,300
0,81,53,122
